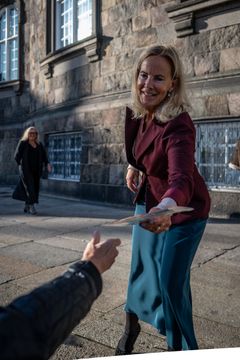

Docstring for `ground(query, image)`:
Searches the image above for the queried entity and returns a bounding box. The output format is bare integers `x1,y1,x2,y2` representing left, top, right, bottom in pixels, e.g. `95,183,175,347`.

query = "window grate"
195,120,240,189
48,132,82,181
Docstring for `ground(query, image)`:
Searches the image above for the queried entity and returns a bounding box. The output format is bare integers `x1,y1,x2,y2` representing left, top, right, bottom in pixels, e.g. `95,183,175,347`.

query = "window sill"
40,36,100,79
0,79,24,94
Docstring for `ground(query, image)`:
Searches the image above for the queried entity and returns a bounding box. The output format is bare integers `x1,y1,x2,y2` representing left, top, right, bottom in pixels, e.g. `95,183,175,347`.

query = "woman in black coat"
13,126,51,214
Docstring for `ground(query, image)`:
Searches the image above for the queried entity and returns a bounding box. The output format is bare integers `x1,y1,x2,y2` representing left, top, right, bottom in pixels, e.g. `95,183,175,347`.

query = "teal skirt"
125,204,207,350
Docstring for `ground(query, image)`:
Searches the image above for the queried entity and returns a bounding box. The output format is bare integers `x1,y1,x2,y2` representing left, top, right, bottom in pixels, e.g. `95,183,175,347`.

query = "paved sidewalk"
0,186,240,359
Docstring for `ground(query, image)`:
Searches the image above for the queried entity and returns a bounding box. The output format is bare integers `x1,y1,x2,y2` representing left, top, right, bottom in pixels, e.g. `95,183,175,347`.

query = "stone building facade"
0,0,240,217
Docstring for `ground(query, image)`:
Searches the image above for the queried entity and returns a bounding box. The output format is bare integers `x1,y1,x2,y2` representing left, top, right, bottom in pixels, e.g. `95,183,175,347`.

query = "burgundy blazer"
125,107,211,225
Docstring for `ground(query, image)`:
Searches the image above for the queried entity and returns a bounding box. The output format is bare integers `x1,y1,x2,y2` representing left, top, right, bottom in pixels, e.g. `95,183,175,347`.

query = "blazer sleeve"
162,117,195,205
14,141,25,165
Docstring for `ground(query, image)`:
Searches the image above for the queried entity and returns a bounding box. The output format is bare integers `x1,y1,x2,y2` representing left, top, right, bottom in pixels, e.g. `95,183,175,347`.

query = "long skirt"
124,204,207,350
12,171,40,205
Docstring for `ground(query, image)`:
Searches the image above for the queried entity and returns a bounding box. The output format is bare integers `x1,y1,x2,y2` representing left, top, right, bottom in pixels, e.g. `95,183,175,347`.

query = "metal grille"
195,120,240,189
48,133,82,181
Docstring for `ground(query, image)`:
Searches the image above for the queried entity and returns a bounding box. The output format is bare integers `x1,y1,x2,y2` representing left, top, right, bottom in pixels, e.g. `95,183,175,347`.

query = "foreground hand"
82,231,121,274
126,168,139,193
140,207,172,234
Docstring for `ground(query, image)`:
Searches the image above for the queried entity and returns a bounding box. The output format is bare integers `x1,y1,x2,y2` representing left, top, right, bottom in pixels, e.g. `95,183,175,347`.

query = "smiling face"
137,55,175,114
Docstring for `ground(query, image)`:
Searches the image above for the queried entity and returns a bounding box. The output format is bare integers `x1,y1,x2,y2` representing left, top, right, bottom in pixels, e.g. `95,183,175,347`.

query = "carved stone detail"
166,0,236,37
172,12,194,37
42,63,54,79
85,37,100,63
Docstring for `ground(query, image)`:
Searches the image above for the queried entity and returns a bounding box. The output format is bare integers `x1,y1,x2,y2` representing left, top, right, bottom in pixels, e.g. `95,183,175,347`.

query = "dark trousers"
25,172,40,205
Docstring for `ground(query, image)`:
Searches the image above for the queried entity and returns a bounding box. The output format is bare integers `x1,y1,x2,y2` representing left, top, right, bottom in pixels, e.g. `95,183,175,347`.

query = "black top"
28,143,40,174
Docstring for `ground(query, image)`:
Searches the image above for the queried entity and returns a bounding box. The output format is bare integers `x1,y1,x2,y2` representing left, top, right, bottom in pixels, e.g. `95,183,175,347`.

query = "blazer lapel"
135,120,163,161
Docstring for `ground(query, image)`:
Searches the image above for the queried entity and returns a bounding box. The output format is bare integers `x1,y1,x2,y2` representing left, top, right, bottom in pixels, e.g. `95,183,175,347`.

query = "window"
0,5,18,82
55,0,93,50
42,0,98,77
196,121,240,189
48,133,82,181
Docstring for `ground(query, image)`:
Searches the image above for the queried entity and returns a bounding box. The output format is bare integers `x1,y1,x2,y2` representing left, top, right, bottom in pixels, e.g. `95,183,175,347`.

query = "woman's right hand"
126,168,139,193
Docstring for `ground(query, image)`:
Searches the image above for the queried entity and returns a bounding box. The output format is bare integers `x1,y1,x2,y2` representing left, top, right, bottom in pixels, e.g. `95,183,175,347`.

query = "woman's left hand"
140,207,172,233
47,163,52,173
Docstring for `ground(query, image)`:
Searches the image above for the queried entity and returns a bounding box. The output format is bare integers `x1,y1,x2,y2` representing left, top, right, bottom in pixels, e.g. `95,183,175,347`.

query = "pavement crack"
199,244,240,267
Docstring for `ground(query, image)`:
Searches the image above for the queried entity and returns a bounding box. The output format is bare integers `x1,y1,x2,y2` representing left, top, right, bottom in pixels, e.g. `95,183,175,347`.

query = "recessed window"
48,133,82,181
196,121,240,189
55,0,93,50
0,5,19,82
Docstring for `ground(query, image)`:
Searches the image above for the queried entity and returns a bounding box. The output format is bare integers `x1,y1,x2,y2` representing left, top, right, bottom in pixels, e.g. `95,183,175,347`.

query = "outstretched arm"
0,232,120,360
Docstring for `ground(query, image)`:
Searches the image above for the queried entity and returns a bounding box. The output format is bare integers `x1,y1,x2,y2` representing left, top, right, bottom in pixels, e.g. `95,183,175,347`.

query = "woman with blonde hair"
12,126,51,214
115,45,210,353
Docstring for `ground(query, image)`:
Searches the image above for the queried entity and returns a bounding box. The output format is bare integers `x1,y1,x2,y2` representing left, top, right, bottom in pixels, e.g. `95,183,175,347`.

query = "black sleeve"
0,261,102,360
14,141,25,165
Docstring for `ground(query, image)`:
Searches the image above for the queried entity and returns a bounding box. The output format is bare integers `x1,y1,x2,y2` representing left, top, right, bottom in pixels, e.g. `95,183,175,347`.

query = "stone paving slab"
192,245,226,268
213,245,240,268
205,221,240,237
36,201,133,221
0,282,28,306
35,235,89,253
0,242,81,268
12,264,68,291
74,316,166,355
193,316,240,349
92,266,129,313
191,261,240,290
0,233,33,245
100,305,167,348
0,216,29,226
192,282,240,327
48,225,132,242
0,223,68,241
51,334,114,360
201,232,240,249
40,217,110,232
0,273,13,284
0,254,43,284
35,230,131,255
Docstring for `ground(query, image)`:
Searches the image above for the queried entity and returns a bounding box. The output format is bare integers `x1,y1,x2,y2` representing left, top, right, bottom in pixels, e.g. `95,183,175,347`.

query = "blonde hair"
131,45,190,122
21,127,40,143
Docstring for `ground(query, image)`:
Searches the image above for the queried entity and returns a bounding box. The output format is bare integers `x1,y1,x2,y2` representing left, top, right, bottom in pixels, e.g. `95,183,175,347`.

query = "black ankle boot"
168,346,182,351
115,323,141,355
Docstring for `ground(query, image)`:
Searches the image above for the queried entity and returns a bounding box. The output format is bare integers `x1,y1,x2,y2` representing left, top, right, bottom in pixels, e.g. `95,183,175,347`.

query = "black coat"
0,261,102,360
12,140,49,203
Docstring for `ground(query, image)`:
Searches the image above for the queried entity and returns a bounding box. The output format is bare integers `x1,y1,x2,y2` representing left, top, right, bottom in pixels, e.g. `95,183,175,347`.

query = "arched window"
0,4,19,82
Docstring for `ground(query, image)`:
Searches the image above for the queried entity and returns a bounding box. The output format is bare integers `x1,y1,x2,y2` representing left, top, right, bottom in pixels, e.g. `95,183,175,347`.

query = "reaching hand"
82,231,121,274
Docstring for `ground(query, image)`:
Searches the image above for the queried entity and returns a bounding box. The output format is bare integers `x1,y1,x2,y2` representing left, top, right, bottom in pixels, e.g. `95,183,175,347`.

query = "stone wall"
0,0,240,215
